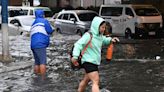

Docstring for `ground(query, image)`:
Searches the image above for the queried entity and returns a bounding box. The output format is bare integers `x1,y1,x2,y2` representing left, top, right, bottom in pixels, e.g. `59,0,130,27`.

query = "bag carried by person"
69,32,92,70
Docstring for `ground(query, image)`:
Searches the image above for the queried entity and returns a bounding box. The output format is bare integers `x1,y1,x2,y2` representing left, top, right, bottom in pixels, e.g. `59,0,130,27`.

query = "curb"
112,59,164,62
0,61,33,74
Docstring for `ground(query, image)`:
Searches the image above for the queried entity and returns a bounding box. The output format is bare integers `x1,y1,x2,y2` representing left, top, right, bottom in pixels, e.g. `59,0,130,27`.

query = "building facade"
8,0,33,6
5,0,164,14
70,0,103,8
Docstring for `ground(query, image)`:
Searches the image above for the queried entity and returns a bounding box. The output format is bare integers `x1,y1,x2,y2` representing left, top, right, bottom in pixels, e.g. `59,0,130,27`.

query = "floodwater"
0,33,164,92
29,61,164,92
29,36,164,92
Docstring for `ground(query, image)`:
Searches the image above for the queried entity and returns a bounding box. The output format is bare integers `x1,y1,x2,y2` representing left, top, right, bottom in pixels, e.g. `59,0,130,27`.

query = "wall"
70,0,103,8
40,0,57,7
8,0,22,6
6,0,164,14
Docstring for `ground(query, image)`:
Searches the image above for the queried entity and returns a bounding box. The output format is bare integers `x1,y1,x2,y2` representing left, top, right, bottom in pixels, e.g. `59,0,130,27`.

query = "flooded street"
0,33,164,92
100,61,164,92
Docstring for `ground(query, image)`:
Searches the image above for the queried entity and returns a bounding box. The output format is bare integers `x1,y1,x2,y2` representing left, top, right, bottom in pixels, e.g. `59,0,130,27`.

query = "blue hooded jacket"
30,9,53,49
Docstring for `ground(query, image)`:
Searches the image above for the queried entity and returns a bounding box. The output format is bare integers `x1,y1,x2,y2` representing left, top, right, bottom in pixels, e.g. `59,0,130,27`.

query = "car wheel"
125,29,132,39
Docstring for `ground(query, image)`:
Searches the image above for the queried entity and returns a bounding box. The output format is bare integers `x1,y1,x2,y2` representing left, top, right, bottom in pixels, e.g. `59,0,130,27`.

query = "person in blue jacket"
30,9,53,80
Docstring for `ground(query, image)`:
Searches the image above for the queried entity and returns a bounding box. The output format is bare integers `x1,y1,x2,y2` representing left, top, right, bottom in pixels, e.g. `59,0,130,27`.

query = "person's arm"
72,33,91,60
102,36,112,46
45,20,53,35
102,36,120,46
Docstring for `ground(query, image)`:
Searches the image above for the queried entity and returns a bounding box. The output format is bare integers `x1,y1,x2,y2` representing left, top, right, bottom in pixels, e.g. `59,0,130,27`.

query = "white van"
99,4,163,38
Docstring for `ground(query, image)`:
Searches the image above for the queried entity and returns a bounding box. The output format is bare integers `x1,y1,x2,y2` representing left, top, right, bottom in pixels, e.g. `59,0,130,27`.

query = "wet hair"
100,21,106,27
99,21,106,34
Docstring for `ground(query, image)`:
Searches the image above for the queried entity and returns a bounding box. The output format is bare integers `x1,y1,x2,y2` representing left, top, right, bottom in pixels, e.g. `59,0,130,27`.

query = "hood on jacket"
90,16,105,35
35,9,44,18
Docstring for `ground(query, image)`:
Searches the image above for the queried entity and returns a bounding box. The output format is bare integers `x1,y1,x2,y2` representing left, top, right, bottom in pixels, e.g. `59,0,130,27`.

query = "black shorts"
82,62,98,73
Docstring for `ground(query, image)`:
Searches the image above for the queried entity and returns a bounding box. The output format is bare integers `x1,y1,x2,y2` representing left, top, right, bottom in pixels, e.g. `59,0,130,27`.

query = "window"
134,7,160,16
101,7,123,16
77,12,98,21
22,10,28,15
69,14,77,21
126,8,134,17
29,10,33,15
58,14,63,19
63,14,69,20
8,9,27,17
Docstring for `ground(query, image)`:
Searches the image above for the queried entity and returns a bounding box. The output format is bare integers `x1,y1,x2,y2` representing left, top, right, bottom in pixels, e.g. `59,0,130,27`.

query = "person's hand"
112,37,120,43
71,58,79,66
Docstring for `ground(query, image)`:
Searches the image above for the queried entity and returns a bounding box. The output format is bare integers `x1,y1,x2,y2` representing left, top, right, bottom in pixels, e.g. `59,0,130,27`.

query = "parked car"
0,6,28,25
18,6,53,18
0,6,52,24
54,10,98,36
99,4,163,38
8,16,35,36
8,15,55,36
49,13,58,27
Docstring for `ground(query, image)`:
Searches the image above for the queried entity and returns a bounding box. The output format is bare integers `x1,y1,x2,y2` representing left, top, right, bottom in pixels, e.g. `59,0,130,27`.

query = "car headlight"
135,23,144,29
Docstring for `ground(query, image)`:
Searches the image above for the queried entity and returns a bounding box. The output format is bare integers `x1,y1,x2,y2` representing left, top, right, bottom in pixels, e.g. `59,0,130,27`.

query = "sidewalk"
0,60,32,74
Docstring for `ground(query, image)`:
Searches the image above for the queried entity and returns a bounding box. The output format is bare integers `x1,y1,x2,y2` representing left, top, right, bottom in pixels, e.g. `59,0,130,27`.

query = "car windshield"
100,7,123,16
77,12,98,21
134,8,160,16
21,10,28,15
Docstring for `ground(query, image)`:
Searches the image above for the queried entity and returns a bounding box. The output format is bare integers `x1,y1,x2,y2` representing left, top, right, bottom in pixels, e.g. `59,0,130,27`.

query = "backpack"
70,32,92,70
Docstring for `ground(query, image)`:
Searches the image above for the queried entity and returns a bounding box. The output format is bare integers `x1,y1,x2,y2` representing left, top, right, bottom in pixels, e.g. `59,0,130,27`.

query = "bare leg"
87,71,100,92
34,65,40,74
78,73,90,92
40,64,46,80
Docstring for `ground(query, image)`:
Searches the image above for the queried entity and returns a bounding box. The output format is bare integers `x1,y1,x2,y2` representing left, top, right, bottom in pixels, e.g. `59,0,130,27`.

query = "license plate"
149,32,155,35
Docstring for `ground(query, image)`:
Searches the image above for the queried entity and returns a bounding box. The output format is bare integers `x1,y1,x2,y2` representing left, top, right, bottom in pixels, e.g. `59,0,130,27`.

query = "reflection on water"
2,35,164,92
29,60,164,92
122,44,136,58
100,61,164,92
111,39,164,59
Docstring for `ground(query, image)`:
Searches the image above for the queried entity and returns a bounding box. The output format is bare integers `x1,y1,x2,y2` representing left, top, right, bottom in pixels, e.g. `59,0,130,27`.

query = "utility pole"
1,0,11,62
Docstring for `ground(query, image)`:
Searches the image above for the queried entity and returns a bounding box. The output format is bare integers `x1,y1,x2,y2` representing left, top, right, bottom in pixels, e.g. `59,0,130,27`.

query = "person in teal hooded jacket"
71,16,119,92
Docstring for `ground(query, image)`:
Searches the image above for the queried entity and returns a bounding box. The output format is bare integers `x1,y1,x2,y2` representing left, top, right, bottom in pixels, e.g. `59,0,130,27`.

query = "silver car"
54,10,98,36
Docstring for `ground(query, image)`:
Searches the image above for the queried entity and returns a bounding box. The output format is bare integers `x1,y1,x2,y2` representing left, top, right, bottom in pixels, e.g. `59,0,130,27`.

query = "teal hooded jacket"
73,16,112,65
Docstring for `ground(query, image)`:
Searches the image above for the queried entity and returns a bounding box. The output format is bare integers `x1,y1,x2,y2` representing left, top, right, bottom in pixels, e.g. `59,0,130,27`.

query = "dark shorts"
32,48,47,65
82,62,98,73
